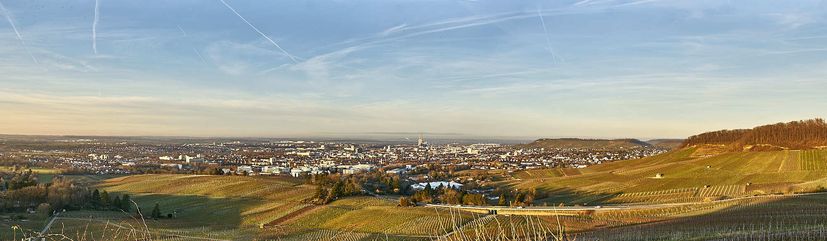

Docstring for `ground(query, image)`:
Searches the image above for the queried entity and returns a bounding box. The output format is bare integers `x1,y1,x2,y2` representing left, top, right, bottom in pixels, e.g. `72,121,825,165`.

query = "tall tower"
417,134,425,147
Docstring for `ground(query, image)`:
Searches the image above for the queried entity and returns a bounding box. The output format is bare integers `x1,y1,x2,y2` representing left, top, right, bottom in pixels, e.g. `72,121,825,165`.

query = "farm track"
263,205,321,228
40,211,62,234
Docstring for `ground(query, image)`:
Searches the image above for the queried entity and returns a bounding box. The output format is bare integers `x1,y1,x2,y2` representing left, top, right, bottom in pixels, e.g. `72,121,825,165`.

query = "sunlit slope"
91,175,481,240
98,175,316,229
277,197,478,239
510,148,827,205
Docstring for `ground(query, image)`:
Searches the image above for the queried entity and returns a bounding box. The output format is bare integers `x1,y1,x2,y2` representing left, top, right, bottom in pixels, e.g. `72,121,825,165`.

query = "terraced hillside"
509,148,827,205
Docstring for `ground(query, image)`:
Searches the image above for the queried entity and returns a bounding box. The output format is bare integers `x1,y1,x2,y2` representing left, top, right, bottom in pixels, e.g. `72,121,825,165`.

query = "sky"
0,0,826,139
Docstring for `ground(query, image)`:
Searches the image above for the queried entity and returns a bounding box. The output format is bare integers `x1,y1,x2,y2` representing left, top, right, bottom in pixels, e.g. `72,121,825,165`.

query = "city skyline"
1,0,826,138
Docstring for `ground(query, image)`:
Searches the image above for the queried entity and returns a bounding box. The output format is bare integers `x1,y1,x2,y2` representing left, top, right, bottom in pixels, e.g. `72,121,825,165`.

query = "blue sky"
0,0,826,139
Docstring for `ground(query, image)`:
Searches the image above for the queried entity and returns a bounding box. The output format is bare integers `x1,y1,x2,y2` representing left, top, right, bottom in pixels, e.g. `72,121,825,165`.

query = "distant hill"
518,138,652,150
682,119,827,151
646,139,685,150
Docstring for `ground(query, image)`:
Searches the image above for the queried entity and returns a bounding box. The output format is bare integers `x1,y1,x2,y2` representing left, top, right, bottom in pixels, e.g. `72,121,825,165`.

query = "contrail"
177,25,187,37
0,1,22,40
217,0,299,63
176,24,208,65
92,0,99,54
537,7,561,63
193,47,208,64
0,0,38,64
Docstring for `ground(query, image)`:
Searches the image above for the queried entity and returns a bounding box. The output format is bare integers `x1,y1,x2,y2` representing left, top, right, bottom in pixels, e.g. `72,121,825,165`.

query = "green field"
31,174,317,240
0,212,50,240
0,166,63,184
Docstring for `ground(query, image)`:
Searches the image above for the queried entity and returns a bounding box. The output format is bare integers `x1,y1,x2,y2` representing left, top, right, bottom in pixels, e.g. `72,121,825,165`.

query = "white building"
290,168,307,177
237,165,253,173
411,181,463,190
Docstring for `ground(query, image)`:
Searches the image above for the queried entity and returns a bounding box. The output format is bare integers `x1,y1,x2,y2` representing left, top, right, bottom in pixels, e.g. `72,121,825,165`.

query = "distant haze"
0,0,825,138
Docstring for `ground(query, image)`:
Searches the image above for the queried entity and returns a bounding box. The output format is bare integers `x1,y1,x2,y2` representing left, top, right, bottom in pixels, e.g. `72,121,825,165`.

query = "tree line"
682,119,827,150
0,170,89,214
307,173,364,204
0,169,140,217
401,183,486,206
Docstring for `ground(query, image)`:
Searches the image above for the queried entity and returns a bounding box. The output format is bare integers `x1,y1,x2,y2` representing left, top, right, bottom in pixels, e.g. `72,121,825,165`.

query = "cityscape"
2,0,827,240
6,135,667,185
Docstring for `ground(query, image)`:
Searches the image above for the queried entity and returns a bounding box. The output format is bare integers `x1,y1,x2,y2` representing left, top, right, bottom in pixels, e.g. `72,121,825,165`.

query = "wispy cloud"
1,0,825,137
381,23,407,36
302,5,609,67
206,40,290,75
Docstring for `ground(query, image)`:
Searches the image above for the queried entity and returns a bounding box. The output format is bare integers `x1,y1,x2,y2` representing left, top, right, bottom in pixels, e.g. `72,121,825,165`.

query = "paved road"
39,211,63,234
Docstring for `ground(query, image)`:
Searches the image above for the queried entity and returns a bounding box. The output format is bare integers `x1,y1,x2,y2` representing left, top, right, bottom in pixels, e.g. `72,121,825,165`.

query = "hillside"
510,147,827,205
646,139,684,150
43,174,484,240
51,175,317,240
519,138,652,150
508,119,827,205
682,119,827,151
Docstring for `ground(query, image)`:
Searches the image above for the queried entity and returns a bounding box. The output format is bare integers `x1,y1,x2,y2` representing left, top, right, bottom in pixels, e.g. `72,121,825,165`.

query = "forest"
682,119,827,150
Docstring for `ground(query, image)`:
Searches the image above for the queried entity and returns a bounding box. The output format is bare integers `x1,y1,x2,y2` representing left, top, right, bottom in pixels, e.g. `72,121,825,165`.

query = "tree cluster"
407,183,486,206
682,119,827,150
149,203,171,219
0,174,88,214
89,189,132,211
310,174,363,205
1,169,38,191
494,188,543,207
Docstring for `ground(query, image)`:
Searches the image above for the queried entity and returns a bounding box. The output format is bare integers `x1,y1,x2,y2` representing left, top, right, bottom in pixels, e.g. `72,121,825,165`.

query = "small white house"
411,181,463,190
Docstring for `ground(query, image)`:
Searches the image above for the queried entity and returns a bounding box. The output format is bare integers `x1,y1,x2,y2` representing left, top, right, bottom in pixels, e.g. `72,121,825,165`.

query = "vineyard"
27,144,827,241
37,174,315,240
296,199,474,237
801,150,827,170
580,194,827,240
507,148,827,207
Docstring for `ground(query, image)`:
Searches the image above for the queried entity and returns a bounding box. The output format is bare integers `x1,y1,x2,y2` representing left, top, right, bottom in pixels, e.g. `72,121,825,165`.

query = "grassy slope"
509,148,827,205
37,174,317,240
41,175,481,240
99,175,316,228
278,196,478,240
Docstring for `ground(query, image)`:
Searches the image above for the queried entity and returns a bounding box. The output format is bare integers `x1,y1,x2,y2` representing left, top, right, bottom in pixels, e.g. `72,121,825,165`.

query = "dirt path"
262,205,321,228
